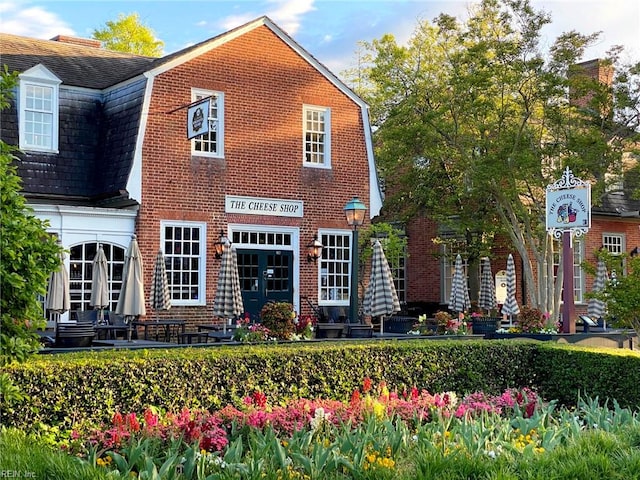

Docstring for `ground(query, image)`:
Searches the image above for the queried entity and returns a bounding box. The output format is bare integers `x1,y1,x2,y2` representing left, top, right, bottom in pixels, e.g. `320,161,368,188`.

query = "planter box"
384,316,416,334
471,317,501,335
315,323,344,339
487,333,553,341
346,324,373,338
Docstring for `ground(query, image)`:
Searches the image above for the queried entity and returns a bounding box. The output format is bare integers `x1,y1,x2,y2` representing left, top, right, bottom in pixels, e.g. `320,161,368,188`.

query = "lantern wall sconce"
306,235,323,264
213,229,229,259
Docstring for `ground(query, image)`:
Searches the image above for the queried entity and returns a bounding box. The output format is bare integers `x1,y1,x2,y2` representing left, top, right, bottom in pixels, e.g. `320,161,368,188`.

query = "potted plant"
470,311,501,335
260,302,296,340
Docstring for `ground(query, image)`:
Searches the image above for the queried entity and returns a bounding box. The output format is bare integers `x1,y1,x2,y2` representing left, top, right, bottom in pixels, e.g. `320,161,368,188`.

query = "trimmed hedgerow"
3,340,639,433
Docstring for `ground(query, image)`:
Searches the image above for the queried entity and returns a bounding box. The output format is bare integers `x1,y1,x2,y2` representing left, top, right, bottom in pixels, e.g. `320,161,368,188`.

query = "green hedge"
3,340,639,432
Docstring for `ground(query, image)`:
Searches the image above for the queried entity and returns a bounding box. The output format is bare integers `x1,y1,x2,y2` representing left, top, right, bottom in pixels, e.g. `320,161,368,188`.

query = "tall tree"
1,67,61,403
93,13,164,57
347,0,639,320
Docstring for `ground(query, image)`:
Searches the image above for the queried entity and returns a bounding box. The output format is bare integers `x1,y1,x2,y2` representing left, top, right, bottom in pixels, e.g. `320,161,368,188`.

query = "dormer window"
19,65,61,153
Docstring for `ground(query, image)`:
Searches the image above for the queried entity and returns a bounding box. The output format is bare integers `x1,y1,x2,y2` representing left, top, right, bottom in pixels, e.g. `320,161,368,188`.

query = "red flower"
363,377,372,393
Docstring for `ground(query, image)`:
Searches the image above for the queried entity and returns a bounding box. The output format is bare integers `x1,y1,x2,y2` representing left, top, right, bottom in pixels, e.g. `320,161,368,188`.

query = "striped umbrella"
149,249,171,320
478,257,497,314
115,235,146,340
587,257,607,323
89,244,109,324
363,240,401,333
501,253,520,325
47,248,70,315
213,242,244,332
448,254,470,314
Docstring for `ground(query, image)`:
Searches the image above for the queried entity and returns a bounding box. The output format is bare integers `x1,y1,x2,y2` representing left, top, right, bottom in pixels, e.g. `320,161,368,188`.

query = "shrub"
260,302,296,340
516,307,546,333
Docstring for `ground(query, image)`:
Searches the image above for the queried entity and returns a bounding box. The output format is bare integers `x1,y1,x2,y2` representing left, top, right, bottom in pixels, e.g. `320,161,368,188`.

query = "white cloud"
217,0,316,36
0,1,74,38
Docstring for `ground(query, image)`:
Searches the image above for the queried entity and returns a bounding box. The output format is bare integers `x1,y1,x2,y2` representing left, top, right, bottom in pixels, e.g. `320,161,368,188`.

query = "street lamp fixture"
306,234,323,264
213,229,229,259
344,196,367,323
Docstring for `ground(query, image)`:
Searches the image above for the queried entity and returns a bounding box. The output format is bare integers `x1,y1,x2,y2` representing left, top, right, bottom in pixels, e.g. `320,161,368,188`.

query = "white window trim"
191,88,224,158
603,233,625,255
161,220,207,306
317,229,351,307
19,64,61,153
302,104,331,169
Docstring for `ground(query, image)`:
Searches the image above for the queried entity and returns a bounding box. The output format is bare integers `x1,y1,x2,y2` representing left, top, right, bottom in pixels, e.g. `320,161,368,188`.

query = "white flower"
310,407,331,431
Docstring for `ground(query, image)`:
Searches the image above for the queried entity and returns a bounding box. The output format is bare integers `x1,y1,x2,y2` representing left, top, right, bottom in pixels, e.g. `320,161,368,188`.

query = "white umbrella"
89,244,109,324
478,257,497,315
587,257,608,329
363,239,401,333
47,248,71,324
448,254,470,314
213,242,244,333
115,235,146,341
501,253,520,326
149,249,171,321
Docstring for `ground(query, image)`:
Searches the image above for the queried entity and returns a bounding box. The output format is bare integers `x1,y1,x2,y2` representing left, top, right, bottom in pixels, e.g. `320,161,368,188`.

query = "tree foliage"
346,0,640,319
93,13,164,57
1,67,61,401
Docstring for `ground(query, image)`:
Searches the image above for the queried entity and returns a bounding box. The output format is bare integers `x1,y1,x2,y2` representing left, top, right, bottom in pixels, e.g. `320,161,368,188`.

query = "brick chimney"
49,35,102,49
569,58,614,116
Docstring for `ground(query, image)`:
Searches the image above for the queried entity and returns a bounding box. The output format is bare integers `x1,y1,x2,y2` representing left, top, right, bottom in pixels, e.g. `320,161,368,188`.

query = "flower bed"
53,379,640,479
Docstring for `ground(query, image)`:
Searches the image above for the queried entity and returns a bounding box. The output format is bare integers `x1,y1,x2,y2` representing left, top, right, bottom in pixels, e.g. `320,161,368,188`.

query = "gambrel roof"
1,16,383,215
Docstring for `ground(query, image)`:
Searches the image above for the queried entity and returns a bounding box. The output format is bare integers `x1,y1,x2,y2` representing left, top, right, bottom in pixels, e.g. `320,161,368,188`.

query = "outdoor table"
197,323,237,333
94,324,130,340
133,320,186,343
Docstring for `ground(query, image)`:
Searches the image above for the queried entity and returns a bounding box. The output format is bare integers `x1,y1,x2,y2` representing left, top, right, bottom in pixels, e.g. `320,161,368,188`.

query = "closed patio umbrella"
115,235,146,341
363,239,401,334
587,257,608,329
448,254,470,315
89,244,109,324
478,257,497,315
149,249,171,321
501,253,520,326
213,242,244,333
47,248,71,328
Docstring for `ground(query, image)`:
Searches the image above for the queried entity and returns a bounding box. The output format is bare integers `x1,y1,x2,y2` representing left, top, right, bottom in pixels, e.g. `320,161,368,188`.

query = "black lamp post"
344,196,366,323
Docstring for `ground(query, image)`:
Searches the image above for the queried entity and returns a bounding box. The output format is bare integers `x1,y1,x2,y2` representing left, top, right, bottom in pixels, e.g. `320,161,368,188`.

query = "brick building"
0,17,383,327
392,59,640,320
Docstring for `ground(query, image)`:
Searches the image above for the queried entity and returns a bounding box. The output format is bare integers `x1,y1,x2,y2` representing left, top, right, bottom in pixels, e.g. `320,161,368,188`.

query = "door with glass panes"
236,249,293,322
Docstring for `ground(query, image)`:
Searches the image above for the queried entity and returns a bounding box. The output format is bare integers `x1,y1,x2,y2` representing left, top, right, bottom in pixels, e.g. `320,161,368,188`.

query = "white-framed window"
68,242,126,313
303,105,331,168
191,89,224,157
603,233,626,276
318,230,351,305
162,221,207,306
553,238,584,303
19,65,60,152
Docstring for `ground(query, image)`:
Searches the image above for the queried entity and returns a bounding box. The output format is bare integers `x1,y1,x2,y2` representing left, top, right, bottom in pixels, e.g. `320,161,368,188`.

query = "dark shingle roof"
0,33,154,89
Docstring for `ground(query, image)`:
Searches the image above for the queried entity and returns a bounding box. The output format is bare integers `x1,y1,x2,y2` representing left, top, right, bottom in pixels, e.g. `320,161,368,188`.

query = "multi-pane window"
162,222,206,305
191,90,223,157
603,233,625,276
390,248,406,306
553,239,584,303
68,242,126,313
19,66,60,152
303,105,330,167
319,231,351,304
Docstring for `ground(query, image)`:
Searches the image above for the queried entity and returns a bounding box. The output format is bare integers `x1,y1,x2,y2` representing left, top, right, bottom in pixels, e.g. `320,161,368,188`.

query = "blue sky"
1,0,638,77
